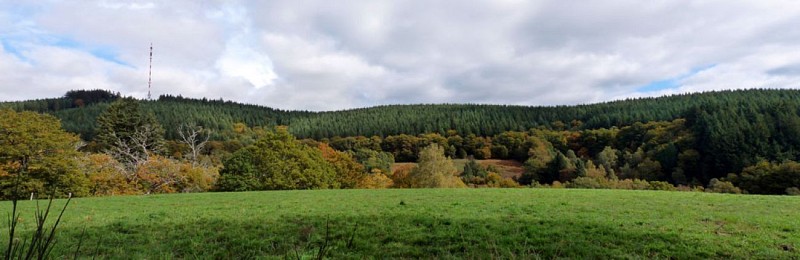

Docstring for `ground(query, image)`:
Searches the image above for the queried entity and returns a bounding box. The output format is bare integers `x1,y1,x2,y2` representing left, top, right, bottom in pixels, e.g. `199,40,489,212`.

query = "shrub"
648,181,677,191
613,179,652,190
482,172,519,188
733,160,800,195
706,178,742,194
357,170,394,189
566,177,604,189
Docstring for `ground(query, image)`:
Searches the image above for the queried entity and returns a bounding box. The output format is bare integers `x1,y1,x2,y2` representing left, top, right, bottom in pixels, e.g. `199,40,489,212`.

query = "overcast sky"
2,1,800,111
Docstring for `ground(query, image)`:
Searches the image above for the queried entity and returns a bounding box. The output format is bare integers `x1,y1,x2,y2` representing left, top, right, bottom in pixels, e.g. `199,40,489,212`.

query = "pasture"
2,189,799,258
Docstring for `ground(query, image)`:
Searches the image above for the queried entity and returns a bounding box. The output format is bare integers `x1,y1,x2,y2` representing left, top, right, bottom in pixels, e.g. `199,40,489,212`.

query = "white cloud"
216,35,278,88
2,1,800,110
97,1,155,10
212,4,278,88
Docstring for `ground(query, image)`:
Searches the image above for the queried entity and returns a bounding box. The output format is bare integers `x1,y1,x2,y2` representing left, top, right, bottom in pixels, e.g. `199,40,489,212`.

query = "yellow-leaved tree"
0,109,89,199
78,153,139,196
406,144,466,188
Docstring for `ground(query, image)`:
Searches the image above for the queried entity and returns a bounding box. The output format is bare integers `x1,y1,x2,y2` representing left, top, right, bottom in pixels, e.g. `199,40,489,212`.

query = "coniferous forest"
2,88,800,195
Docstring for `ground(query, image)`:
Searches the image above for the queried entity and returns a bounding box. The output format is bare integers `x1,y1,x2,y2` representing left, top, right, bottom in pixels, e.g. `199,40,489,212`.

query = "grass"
2,189,799,258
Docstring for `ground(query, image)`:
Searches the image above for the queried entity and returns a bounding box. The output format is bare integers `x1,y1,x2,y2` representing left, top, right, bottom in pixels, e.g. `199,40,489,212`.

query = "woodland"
2,88,800,198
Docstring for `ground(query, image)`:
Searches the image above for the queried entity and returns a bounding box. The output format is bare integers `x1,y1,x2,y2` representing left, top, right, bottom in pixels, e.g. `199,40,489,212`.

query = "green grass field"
2,189,799,258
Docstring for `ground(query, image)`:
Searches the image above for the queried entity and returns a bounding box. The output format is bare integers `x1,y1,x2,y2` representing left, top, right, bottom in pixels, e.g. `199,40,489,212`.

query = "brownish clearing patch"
391,159,525,180
478,159,525,179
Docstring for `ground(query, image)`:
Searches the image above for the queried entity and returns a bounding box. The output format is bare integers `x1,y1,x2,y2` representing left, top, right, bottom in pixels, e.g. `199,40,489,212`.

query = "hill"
2,88,800,140
4,89,800,188
5,189,798,258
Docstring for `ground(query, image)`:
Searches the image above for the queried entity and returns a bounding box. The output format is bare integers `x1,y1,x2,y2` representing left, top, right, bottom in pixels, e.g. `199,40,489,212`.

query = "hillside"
4,89,800,188
2,89,800,140
5,189,798,258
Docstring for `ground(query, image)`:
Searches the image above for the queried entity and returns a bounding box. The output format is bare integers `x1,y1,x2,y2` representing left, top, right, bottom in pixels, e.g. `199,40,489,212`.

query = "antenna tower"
148,43,153,100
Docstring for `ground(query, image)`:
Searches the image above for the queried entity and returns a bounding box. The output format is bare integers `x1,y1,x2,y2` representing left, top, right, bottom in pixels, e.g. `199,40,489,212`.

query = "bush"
485,172,520,188
729,160,800,194
566,177,604,189
648,181,677,191
613,179,652,190
706,178,742,194
564,177,679,191
357,170,394,189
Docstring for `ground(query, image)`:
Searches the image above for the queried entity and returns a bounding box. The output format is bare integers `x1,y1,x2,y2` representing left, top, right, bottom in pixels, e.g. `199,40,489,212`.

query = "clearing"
392,159,525,179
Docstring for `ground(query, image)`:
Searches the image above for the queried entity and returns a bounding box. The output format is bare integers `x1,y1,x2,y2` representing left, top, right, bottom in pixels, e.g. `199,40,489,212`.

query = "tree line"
4,89,800,140
2,89,800,196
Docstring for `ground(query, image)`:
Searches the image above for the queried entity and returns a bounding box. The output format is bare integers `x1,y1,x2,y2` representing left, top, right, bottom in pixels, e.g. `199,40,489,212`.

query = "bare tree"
178,124,210,166
105,123,163,176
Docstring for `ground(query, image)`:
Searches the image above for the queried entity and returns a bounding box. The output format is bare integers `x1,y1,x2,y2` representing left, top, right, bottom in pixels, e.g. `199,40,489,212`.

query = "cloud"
255,33,390,110
212,4,278,88
1,1,800,110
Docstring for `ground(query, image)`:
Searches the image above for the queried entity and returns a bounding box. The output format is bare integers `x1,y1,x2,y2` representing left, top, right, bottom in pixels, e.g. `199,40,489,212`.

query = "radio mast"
148,43,153,100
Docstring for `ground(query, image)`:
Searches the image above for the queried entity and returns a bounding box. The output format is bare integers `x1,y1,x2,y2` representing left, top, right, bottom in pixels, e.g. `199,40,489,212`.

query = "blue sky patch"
637,64,717,92
0,39,28,61
1,30,131,66
51,36,131,66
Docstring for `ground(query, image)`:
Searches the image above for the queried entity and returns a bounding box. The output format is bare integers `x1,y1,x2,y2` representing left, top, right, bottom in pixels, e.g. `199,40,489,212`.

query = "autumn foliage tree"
0,109,89,199
318,143,365,188
357,169,394,189
216,128,338,191
406,144,466,188
134,155,219,194
78,153,138,196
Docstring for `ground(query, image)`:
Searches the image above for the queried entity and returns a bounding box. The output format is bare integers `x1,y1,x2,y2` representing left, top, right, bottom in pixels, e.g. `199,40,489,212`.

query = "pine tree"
95,98,165,169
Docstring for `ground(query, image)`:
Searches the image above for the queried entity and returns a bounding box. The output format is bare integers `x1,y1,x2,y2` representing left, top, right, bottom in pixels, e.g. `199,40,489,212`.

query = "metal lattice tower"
148,43,153,100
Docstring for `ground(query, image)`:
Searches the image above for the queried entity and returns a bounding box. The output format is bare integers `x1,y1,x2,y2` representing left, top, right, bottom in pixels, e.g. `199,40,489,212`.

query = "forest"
1,88,799,197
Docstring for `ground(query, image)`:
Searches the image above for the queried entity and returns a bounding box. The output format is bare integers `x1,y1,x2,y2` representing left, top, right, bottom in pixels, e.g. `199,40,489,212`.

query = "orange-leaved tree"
78,153,139,196
318,143,365,188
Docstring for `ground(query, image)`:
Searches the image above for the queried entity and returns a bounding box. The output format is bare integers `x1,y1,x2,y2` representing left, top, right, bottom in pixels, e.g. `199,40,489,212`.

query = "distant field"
2,189,799,258
393,159,525,179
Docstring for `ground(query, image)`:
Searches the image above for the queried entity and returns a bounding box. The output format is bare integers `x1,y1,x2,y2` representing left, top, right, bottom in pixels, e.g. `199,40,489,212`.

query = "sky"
2,1,800,111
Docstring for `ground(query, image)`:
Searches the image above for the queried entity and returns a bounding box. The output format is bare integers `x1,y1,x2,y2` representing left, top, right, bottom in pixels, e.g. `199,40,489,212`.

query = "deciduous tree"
407,144,465,188
216,128,338,191
178,124,210,166
319,143,365,188
0,109,89,199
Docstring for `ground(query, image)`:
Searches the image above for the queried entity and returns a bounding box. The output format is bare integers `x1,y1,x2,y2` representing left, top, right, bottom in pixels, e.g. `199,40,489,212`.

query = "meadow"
2,189,799,258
